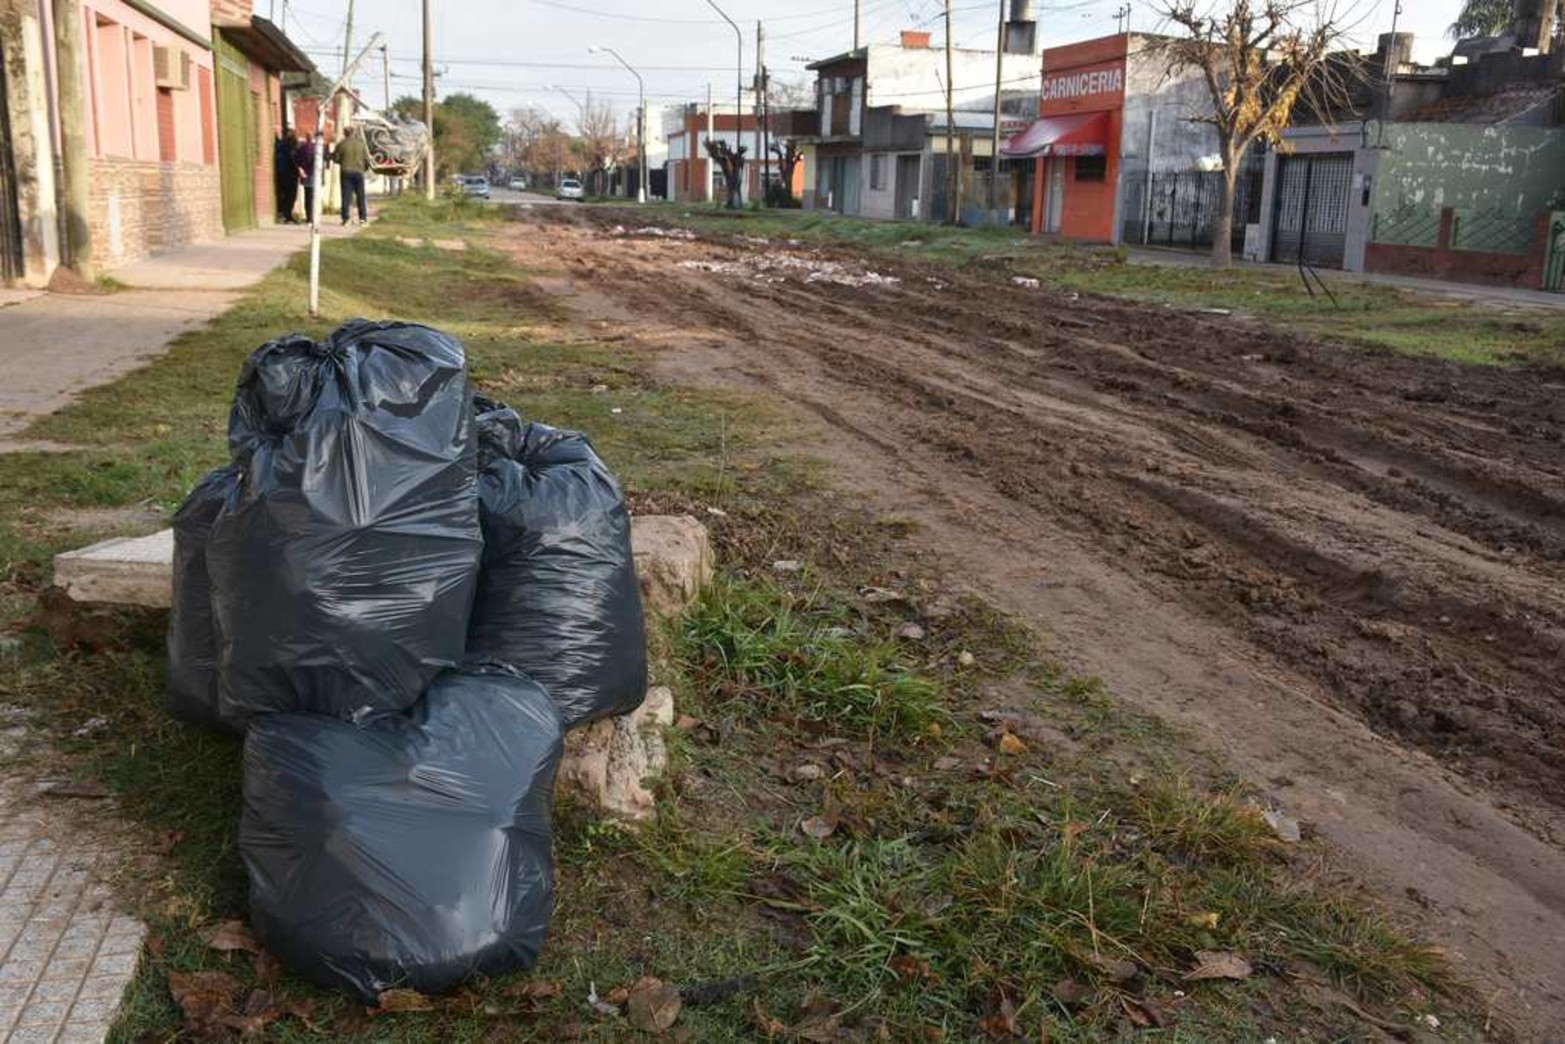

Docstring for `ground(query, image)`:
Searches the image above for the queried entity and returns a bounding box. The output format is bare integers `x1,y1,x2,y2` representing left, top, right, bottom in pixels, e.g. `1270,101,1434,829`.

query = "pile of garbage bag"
166,320,646,1001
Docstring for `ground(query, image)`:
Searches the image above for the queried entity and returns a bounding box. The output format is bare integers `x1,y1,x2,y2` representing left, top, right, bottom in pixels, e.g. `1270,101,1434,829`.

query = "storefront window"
1074,155,1107,182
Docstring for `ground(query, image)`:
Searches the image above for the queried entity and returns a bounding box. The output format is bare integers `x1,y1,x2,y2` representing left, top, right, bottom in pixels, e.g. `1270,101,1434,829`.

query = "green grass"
651,205,1565,367
0,195,1487,1042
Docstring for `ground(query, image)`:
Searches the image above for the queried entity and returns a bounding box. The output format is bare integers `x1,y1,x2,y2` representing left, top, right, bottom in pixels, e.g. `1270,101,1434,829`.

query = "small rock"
610,407,623,415
860,586,906,604
590,384,610,394
932,756,962,771
894,622,926,640
771,560,803,573
1011,276,1040,289
790,763,825,783
957,650,976,668
1420,1014,1441,1030
72,716,110,738
1262,808,1301,843
704,506,728,518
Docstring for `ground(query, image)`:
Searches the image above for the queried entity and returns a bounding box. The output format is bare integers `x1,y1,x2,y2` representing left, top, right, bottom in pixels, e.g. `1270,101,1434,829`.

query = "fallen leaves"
166,970,241,1034
372,988,437,1014
799,813,838,840
996,731,1028,756
1086,952,1140,983
1183,950,1254,982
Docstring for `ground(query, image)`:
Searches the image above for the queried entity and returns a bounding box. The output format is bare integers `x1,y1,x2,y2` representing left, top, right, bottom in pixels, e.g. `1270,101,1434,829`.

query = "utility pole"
340,0,354,75
989,0,1004,219
422,0,436,199
705,83,715,203
705,0,743,207
757,21,767,206
853,0,860,50
944,0,958,223
52,0,93,278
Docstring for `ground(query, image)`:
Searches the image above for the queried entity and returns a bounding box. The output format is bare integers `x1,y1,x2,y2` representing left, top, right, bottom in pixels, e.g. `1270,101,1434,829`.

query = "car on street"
556,178,584,201
461,175,490,198
509,176,527,191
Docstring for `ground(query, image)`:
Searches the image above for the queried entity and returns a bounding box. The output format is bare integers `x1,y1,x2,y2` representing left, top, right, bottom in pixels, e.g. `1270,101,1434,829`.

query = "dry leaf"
890,954,935,983
800,814,838,840
157,829,185,855
997,732,1028,756
1184,950,1253,981
1087,953,1140,982
1185,912,1220,930
978,994,1019,1039
203,920,261,955
166,969,240,1034
626,976,682,1033
752,999,787,1037
251,949,282,984
1050,978,1083,1006
1121,996,1165,1028
372,988,437,1014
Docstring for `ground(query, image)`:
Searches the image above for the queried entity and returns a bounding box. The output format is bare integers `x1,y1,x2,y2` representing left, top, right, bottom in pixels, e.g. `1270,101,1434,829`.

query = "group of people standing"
272,125,371,227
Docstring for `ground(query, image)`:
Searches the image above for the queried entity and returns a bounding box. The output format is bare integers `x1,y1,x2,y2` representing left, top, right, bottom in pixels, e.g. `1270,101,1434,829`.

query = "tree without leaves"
769,139,802,206
1154,0,1365,268
579,93,622,196
704,138,747,210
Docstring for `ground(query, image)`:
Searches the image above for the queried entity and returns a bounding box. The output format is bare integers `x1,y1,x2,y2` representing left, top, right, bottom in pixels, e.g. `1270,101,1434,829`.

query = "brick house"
0,0,308,286
663,102,805,204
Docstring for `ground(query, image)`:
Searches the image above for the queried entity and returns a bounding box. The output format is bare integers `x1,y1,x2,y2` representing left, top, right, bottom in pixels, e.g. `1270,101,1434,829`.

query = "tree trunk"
1211,157,1240,270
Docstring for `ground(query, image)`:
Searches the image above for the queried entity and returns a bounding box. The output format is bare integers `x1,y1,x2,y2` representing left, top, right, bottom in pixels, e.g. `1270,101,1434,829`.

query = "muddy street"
502,206,1565,1037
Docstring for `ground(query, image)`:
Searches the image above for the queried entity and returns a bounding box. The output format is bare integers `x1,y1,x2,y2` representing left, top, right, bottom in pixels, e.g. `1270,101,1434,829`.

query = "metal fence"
1451,210,1535,255
1120,165,1264,251
1370,204,1441,247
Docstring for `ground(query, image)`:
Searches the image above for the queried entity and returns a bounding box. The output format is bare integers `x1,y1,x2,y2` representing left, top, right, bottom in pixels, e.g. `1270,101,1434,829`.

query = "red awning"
1000,112,1109,159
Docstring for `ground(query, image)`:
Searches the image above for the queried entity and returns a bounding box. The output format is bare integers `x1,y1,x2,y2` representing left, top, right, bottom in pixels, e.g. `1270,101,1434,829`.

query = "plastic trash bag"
240,664,563,1002
467,396,647,728
166,466,242,733
208,320,481,725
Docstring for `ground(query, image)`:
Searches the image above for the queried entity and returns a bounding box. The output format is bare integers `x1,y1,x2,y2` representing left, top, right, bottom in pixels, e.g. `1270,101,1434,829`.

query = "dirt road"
501,206,1565,1039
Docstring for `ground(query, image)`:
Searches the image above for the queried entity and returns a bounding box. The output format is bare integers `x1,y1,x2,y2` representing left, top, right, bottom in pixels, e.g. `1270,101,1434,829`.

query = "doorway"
1042,158,1065,234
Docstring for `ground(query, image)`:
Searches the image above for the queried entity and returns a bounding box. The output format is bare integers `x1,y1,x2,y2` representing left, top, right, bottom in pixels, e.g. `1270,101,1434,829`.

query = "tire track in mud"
504,208,1565,1035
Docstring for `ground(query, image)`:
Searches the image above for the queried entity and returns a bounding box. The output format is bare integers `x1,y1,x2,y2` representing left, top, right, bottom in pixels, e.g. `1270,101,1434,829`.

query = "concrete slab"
53,530,173,608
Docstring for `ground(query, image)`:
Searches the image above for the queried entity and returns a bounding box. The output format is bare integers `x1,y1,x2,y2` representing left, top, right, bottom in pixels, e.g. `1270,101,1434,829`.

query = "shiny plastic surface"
240,664,563,1001
208,320,482,725
166,465,242,733
468,397,647,728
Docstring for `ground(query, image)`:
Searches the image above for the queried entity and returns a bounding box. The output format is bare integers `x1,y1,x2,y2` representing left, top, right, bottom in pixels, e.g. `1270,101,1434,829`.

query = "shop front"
1003,35,1125,241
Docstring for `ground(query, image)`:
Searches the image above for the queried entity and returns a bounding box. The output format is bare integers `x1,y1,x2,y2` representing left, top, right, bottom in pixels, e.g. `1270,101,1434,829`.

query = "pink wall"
81,1,216,167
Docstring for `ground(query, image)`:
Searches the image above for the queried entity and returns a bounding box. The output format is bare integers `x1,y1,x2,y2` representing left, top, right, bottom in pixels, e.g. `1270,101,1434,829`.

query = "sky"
267,0,1469,126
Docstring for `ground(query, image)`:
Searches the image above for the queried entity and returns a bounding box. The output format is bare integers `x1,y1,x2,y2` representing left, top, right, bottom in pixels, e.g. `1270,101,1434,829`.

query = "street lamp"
589,46,647,204
703,0,743,208
545,83,587,133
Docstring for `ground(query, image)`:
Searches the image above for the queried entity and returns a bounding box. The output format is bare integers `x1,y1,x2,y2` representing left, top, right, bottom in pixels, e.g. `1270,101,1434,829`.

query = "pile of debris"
167,319,646,1002
679,253,901,288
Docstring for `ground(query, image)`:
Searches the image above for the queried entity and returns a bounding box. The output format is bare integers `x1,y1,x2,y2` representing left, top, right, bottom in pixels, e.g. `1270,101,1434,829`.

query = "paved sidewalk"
0,223,356,445
1128,246,1565,310
0,717,145,1044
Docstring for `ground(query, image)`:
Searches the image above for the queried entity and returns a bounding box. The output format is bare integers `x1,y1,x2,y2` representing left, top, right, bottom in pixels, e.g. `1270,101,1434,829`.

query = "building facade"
1003,32,1219,243
0,0,308,286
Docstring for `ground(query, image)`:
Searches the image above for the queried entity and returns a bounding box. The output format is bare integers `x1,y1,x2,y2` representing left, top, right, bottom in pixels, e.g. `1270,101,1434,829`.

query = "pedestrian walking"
334,124,370,226
295,132,317,226
274,129,298,223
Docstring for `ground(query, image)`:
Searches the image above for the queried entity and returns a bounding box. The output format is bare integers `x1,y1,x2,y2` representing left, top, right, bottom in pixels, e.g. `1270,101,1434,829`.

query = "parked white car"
556,178,585,201
509,176,528,191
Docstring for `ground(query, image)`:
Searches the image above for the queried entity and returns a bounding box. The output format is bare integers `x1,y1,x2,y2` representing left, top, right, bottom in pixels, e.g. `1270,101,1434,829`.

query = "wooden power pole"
944,0,958,223
52,0,93,278
422,0,436,198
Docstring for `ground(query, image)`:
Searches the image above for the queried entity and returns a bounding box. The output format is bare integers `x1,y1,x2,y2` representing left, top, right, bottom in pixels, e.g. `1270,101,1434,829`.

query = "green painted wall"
1371,122,1565,219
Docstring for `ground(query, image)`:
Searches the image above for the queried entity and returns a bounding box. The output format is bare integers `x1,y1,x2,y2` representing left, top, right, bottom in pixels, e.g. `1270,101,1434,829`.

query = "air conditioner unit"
153,45,191,90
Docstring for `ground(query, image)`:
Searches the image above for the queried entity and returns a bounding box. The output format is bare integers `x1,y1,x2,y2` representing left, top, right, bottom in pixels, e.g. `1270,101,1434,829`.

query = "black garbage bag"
467,396,646,728
166,465,242,733
208,320,482,725
240,664,563,1002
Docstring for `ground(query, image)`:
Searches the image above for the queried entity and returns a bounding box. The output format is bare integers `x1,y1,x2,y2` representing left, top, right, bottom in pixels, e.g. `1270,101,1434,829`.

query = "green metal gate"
1545,212,1565,293
215,34,255,233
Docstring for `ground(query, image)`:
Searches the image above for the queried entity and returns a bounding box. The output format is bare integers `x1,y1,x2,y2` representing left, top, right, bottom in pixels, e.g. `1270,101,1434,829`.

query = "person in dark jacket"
295,133,317,224
273,130,299,223
334,124,370,226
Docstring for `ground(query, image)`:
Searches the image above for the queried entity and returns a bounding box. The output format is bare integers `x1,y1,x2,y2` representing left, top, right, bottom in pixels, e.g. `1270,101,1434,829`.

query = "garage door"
1271,152,1352,269
216,35,255,233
